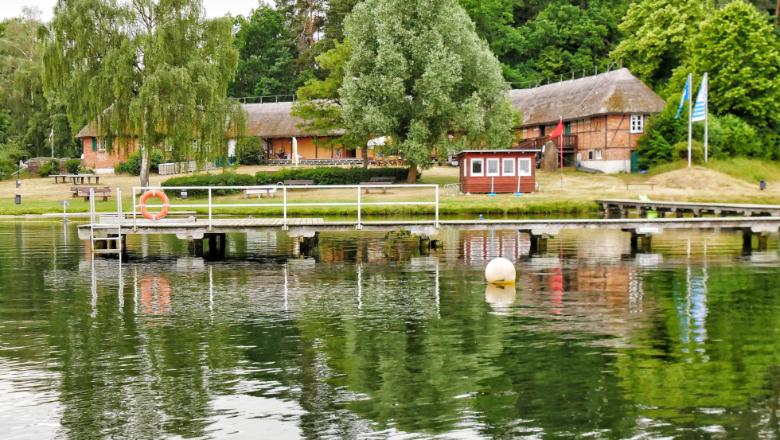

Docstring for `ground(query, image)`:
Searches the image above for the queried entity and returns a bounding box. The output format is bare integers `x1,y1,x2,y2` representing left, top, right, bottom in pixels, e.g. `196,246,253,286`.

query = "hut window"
90,138,97,152
502,158,515,176
518,158,532,176
486,158,500,176
471,158,484,176
630,115,644,133
594,149,603,160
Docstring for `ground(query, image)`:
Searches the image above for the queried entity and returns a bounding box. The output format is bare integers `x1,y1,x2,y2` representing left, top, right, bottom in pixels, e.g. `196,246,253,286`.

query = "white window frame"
502,157,515,176
630,114,644,134
518,158,532,177
486,158,500,177
463,161,467,177
594,149,603,160
471,158,484,176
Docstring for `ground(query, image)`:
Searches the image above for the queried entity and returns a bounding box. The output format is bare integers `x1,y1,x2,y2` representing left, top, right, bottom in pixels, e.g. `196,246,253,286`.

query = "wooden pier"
78,186,780,257
598,199,780,218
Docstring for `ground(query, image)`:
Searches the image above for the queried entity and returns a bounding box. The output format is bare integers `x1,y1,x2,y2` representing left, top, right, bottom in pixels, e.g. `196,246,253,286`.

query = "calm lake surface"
1,221,779,439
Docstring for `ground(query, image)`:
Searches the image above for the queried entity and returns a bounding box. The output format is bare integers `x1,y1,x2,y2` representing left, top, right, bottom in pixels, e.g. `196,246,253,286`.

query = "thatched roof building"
508,68,665,127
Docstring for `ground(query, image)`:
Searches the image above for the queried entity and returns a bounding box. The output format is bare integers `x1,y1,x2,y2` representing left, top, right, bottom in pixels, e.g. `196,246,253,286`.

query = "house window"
630,114,644,133
594,149,603,160
502,158,515,176
486,158,500,176
518,158,532,176
471,158,484,176
91,138,97,152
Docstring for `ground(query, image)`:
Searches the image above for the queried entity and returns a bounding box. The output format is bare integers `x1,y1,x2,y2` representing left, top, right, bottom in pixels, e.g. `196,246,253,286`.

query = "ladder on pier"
89,188,124,258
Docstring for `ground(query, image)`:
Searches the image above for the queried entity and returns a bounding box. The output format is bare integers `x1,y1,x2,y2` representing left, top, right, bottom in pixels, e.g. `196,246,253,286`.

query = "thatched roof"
508,68,665,127
77,102,338,139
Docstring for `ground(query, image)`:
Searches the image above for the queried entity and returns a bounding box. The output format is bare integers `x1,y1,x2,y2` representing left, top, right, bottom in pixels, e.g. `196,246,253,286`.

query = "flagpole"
703,72,708,164
687,73,693,169
559,116,563,189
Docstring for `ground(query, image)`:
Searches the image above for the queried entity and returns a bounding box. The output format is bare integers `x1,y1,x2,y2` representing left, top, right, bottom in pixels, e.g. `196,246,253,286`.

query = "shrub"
254,167,412,185
115,150,165,175
237,137,265,165
65,158,82,174
161,172,255,196
37,159,60,177
715,114,763,158
673,140,705,164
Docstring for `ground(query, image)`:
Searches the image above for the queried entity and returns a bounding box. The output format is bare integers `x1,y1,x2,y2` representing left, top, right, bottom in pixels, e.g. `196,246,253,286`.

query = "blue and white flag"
675,75,691,119
691,73,708,122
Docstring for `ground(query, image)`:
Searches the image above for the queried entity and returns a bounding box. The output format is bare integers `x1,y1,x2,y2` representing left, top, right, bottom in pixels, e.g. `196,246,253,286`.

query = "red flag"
549,119,564,139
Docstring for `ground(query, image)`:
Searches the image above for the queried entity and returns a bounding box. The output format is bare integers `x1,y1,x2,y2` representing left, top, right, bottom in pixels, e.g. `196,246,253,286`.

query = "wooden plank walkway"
597,199,780,217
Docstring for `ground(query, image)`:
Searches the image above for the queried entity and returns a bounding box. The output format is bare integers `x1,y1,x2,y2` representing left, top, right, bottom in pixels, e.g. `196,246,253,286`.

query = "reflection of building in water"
462,231,527,264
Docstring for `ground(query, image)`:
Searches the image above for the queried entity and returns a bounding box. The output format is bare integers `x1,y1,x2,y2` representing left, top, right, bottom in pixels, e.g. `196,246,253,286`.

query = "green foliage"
65,158,81,174
0,141,24,179
254,167,410,185
37,158,60,177
672,140,704,164
161,172,256,196
115,150,165,176
43,0,245,184
711,114,763,159
610,0,704,87
636,100,687,168
229,6,299,97
676,1,780,131
236,137,265,165
340,0,517,173
275,0,327,84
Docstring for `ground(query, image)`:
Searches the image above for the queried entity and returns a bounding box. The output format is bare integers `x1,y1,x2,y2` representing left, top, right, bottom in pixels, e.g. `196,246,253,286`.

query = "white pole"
703,72,709,164
687,73,693,169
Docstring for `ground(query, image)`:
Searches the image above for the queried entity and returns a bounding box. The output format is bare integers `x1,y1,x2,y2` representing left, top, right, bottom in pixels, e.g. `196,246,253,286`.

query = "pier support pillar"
299,233,319,256
628,230,653,253
742,229,753,253
529,235,549,254
757,233,768,251
188,238,204,257
205,233,227,259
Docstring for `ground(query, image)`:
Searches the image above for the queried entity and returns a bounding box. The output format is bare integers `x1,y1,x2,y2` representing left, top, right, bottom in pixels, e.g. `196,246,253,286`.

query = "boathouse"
509,68,665,173
457,149,540,194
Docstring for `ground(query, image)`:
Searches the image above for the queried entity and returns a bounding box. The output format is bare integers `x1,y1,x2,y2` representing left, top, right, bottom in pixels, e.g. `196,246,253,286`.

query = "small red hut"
457,149,541,194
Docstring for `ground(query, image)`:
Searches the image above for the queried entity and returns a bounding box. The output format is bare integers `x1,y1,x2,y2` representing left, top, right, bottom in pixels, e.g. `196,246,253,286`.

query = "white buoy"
484,257,516,285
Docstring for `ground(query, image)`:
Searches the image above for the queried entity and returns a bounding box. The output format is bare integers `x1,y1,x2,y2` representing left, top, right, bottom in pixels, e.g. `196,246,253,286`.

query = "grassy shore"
1,159,778,217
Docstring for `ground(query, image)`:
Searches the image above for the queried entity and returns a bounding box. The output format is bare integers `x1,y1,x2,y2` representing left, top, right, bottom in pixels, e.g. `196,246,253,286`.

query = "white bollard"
484,257,516,285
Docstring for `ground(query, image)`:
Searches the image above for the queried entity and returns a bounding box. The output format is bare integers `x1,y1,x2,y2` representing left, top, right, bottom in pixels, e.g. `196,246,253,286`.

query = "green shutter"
91,138,97,152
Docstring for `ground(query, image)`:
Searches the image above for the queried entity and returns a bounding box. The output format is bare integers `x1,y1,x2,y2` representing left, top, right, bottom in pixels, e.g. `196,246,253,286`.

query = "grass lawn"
1,160,778,217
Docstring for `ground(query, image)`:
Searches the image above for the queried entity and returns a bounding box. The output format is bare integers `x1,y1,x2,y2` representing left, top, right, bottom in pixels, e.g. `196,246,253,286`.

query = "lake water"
1,221,779,439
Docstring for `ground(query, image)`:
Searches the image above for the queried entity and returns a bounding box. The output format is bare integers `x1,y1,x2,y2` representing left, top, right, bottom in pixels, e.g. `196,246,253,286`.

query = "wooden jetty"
598,199,780,218
79,186,780,257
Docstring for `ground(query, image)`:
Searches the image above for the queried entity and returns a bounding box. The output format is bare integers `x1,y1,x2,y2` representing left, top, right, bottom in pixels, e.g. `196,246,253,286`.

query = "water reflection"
1,222,780,438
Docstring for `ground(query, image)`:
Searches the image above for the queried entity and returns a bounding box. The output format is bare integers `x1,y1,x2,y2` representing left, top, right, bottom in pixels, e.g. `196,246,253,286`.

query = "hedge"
161,172,255,196
255,167,411,185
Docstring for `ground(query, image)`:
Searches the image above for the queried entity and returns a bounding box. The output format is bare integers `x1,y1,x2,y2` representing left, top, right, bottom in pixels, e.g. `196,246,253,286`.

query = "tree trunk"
406,164,418,183
139,146,150,187
362,145,369,168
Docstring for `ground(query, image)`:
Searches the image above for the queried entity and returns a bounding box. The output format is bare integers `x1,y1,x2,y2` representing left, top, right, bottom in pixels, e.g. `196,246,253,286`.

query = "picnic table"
53,174,101,185
71,186,111,201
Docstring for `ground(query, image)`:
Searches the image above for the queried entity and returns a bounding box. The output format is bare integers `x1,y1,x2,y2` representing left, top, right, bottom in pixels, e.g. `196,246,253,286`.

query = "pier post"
757,233,768,251
628,230,653,253
299,233,319,256
188,238,204,257
205,233,227,259
741,229,753,253
529,235,548,254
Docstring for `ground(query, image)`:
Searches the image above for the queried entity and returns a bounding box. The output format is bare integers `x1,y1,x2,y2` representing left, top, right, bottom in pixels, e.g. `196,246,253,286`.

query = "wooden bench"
55,174,101,185
360,176,396,194
282,180,314,186
73,186,111,201
243,187,277,198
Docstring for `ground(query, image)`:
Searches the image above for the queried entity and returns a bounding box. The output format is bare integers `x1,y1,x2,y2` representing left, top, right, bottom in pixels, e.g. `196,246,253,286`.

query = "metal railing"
129,184,440,230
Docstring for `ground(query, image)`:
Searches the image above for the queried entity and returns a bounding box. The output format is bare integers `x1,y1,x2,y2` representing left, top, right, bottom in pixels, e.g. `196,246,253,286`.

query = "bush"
255,167,412,185
237,137,265,165
37,159,60,177
715,114,763,158
161,172,255,197
65,158,82,174
115,150,165,175
673,140,705,164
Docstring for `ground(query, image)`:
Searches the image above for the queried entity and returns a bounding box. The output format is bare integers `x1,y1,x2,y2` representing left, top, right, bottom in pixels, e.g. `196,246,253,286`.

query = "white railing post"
116,188,122,218
282,186,288,230
434,185,439,228
356,185,362,230
132,188,137,230
208,188,213,230
89,188,95,225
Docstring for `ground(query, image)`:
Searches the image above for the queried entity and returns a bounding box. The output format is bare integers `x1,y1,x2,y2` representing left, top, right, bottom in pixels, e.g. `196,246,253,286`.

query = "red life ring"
139,190,170,221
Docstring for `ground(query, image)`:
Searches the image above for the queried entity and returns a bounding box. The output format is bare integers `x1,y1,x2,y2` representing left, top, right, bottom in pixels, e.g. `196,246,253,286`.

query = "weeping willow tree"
43,0,245,186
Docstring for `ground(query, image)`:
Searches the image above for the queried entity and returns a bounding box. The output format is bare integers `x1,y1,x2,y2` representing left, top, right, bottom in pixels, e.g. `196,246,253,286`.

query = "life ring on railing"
139,190,170,221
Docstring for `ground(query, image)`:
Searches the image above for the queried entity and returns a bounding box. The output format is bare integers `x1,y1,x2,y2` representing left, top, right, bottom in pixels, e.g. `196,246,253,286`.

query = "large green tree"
275,0,327,85
340,0,517,182
43,0,244,186
229,6,299,98
0,10,76,158
677,1,780,133
610,0,704,87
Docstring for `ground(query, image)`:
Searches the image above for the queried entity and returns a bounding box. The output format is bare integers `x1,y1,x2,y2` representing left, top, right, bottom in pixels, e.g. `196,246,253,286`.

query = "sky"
0,0,264,22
